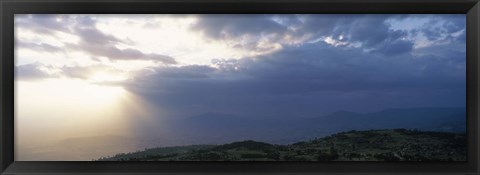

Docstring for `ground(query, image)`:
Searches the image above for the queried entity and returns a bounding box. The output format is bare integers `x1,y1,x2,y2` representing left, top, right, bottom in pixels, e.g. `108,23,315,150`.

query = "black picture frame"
1,0,479,174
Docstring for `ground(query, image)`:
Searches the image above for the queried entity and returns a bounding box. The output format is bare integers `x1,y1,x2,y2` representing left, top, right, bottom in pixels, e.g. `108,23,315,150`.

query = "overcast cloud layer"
15,14,466,118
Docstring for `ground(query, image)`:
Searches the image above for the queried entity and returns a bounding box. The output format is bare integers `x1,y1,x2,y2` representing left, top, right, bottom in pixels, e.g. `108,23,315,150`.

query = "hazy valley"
19,107,465,161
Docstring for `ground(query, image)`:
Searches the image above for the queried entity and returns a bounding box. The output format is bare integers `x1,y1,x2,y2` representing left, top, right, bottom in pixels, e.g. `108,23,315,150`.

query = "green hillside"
97,129,466,161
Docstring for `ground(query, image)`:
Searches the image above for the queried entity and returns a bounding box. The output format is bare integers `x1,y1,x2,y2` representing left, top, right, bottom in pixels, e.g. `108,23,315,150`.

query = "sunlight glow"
15,79,129,144
89,72,128,83
15,78,154,161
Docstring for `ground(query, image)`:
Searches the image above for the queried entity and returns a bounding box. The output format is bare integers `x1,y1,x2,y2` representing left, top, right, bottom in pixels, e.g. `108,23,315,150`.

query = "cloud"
347,16,393,47
15,63,58,80
15,62,127,82
16,40,63,53
15,14,72,35
16,15,177,64
69,43,177,64
124,36,466,118
192,15,288,40
387,14,466,48
420,15,465,41
75,27,122,45
192,14,415,56
15,14,466,119
71,16,177,64
372,40,413,55
150,65,216,79
60,64,124,80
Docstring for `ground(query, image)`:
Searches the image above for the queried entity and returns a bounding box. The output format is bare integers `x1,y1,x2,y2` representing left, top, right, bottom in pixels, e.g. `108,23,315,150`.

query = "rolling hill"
97,129,466,161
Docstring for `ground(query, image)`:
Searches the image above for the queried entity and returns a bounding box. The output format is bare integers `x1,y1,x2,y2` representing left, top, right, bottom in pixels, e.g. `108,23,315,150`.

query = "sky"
14,14,466,159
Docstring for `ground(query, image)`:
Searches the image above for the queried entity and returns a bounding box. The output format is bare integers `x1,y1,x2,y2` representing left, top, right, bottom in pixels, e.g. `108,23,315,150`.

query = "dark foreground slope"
97,129,466,161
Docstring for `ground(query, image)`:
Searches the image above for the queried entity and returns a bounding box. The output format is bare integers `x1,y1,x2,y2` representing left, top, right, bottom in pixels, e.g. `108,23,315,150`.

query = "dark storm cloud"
299,15,415,56
227,41,463,92
125,32,466,118
191,14,292,53
395,14,466,45
456,30,466,42
148,65,216,79
191,14,464,59
420,15,465,41
16,15,177,64
348,16,394,47
16,14,466,119
192,14,414,56
372,40,413,55
192,14,288,39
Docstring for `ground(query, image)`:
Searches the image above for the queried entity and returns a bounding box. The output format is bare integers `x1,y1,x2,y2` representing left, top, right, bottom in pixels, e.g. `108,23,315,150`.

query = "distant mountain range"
97,129,467,161
163,107,466,144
